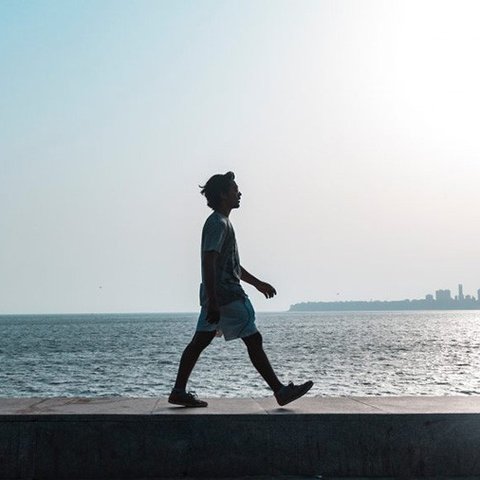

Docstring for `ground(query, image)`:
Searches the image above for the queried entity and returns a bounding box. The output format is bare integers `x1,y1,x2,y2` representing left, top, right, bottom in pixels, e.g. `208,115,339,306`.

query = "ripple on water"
1,311,480,397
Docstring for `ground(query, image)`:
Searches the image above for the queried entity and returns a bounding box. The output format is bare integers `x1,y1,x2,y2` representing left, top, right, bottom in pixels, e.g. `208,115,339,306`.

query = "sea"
1,310,480,398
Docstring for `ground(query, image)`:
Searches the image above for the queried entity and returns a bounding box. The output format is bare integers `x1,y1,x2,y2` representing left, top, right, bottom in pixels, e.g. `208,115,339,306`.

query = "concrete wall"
1,396,480,479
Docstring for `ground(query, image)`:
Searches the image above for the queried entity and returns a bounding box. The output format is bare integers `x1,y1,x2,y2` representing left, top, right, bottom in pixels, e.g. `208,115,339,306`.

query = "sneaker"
168,389,208,408
274,381,314,406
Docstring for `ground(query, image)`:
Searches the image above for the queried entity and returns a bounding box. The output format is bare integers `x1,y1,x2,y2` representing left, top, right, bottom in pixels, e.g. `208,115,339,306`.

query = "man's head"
200,171,241,211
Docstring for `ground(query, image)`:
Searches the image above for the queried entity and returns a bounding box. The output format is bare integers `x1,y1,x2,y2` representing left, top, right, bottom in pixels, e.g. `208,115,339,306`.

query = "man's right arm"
203,250,220,324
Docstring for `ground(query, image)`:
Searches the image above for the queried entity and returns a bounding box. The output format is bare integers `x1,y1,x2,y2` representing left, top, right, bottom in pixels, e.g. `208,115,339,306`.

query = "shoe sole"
168,399,208,408
276,381,314,406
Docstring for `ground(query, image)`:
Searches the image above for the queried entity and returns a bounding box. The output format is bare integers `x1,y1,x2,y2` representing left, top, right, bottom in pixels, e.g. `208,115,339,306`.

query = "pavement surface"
1,395,480,416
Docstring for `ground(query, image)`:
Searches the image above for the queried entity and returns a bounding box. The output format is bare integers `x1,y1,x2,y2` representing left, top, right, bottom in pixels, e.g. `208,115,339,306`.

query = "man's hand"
255,281,277,299
206,301,220,324
240,267,277,299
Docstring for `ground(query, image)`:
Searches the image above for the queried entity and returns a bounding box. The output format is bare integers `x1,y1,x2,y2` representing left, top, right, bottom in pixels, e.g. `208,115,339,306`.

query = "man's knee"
189,331,215,351
242,331,263,350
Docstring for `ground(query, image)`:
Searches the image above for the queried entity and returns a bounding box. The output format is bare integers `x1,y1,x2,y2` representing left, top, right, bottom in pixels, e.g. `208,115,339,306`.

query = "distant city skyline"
291,283,480,312
432,284,480,303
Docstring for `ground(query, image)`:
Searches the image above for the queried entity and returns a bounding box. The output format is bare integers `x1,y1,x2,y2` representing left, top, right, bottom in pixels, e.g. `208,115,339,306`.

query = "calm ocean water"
1,310,480,398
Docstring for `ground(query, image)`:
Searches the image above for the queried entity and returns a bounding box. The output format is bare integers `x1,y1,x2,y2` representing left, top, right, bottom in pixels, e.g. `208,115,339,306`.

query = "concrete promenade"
1,396,480,479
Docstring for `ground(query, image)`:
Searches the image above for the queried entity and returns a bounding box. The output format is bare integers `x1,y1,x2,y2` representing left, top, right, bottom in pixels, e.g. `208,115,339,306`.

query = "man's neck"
215,206,231,218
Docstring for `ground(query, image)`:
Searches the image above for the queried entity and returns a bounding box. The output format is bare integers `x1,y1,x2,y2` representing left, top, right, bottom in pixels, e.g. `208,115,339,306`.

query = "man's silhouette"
169,172,313,407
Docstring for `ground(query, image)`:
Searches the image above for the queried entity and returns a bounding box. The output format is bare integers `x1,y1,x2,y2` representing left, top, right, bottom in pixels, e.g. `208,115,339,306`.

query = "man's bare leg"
242,331,284,392
242,331,314,405
173,331,216,391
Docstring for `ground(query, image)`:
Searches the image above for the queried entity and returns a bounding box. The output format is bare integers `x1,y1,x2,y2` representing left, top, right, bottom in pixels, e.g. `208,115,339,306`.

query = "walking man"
169,172,313,407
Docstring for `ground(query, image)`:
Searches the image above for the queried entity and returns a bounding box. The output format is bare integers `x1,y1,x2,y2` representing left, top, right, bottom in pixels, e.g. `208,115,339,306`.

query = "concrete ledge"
1,396,480,478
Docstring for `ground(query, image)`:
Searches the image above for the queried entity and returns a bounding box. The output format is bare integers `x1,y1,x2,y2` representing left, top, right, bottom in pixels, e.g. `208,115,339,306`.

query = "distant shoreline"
290,300,480,312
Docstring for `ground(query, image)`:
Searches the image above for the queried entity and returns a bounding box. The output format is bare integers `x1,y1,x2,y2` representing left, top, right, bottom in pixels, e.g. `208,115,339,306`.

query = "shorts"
196,297,257,341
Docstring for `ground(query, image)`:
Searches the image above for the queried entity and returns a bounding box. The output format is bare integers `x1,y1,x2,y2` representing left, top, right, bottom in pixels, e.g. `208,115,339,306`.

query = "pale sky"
1,0,480,314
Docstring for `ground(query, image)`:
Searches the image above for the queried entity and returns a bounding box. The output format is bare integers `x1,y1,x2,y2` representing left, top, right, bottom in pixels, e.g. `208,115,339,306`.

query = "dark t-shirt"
199,211,246,307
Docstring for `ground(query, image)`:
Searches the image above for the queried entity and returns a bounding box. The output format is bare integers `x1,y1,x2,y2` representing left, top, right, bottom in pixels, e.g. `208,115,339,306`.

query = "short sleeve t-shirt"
199,211,246,307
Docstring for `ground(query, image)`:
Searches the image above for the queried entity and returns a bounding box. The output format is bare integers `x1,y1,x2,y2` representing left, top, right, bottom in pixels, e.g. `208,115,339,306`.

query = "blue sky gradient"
2,1,480,313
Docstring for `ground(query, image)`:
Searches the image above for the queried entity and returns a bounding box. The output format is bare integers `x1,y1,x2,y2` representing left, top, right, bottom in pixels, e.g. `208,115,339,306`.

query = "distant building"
435,289,452,301
290,284,480,311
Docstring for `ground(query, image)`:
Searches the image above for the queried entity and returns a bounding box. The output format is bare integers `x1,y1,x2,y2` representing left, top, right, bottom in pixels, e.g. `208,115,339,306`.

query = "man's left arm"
240,266,277,299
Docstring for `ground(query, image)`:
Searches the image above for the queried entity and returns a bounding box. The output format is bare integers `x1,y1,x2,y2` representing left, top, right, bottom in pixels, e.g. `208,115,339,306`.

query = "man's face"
225,181,242,209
